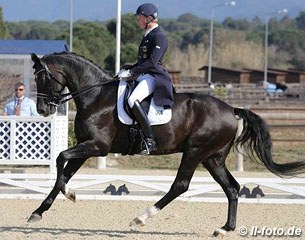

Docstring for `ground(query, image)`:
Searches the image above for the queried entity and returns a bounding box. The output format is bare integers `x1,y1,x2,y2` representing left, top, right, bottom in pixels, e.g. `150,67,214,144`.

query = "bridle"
34,64,117,107
34,65,66,107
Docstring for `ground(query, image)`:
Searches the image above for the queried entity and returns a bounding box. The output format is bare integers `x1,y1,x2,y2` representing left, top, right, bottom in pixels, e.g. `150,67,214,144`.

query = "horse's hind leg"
27,158,86,222
202,155,240,237
130,151,201,226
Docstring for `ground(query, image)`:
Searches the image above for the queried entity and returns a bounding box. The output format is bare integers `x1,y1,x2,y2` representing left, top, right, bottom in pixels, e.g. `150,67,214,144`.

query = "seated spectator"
275,81,288,92
3,82,39,116
208,82,215,90
264,81,284,94
225,82,233,95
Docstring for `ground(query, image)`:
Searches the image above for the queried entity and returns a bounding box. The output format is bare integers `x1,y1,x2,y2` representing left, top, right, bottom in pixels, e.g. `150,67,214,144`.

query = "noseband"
34,64,116,106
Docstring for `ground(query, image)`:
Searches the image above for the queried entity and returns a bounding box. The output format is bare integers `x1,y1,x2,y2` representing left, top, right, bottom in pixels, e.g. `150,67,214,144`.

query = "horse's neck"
48,54,114,110
72,78,117,112
62,64,113,110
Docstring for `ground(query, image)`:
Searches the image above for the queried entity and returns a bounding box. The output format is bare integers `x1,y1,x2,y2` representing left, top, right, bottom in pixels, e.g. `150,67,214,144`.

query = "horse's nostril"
37,109,45,115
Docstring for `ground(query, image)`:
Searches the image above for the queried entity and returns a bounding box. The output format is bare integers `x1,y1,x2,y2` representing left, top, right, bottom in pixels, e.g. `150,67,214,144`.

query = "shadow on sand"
0,226,196,238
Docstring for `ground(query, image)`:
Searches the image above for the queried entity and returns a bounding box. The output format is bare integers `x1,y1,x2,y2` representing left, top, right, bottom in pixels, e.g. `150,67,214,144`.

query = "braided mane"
43,51,113,78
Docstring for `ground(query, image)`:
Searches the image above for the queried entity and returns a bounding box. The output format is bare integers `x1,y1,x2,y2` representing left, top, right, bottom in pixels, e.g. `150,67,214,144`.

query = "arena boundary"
0,174,304,204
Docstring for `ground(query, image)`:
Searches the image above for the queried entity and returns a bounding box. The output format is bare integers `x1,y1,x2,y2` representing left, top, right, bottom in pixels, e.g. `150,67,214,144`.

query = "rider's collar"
144,24,158,37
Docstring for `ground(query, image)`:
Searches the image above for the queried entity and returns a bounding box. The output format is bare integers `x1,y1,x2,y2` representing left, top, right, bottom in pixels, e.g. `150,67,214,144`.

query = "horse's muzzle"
37,101,56,117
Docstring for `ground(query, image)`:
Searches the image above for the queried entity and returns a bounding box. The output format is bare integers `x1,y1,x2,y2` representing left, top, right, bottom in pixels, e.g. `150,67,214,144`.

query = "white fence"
0,116,68,173
0,116,305,204
0,174,304,204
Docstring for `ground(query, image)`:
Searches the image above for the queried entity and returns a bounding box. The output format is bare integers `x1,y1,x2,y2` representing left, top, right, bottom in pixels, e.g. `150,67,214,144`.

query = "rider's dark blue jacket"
130,26,174,108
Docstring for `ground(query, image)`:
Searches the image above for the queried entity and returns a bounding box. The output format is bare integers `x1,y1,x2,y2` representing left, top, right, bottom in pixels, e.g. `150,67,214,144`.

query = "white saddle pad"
117,81,172,125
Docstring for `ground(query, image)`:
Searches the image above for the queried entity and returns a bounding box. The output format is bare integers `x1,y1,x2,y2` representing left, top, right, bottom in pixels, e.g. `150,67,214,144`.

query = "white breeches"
128,74,156,108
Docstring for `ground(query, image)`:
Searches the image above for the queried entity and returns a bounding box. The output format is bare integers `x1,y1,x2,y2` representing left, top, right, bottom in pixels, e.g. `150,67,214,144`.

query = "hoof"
130,217,145,227
65,189,76,202
27,213,42,223
213,228,227,238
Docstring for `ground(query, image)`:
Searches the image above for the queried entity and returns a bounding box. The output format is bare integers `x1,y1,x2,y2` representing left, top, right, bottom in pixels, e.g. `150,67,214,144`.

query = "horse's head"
103,184,117,195
31,53,66,117
117,184,130,195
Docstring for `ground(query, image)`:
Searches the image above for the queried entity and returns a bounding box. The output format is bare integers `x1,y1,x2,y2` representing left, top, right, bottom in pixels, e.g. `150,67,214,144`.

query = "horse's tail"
233,108,305,177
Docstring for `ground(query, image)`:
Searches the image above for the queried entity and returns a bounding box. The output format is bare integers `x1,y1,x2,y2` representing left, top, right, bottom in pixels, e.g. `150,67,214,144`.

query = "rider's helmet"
135,3,158,19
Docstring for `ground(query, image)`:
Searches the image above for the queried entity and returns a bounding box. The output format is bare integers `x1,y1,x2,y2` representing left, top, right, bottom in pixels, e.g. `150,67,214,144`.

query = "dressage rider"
118,3,174,155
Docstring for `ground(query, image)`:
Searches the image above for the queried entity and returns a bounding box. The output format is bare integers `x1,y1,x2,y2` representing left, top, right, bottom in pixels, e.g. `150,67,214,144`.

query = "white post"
263,9,288,87
115,0,121,74
97,156,107,170
50,117,57,174
263,16,269,87
23,59,30,96
235,117,244,172
114,0,122,158
207,1,236,84
207,7,215,85
10,119,16,162
69,0,73,52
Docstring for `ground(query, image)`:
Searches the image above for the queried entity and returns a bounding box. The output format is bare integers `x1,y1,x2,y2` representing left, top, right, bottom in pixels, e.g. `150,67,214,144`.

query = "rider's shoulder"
154,31,168,43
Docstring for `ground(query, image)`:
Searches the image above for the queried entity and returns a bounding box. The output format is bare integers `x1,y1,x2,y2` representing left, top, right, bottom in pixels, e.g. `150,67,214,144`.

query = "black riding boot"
132,100,157,155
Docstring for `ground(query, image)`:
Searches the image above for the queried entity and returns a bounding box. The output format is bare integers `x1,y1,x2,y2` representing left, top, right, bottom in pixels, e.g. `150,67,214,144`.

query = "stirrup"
140,138,157,155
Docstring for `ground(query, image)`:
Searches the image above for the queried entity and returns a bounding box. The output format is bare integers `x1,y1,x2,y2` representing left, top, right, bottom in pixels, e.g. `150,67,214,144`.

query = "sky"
0,0,304,23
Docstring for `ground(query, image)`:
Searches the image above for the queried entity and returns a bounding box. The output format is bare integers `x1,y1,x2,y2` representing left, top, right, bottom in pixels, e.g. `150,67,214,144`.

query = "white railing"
0,174,304,204
0,116,68,173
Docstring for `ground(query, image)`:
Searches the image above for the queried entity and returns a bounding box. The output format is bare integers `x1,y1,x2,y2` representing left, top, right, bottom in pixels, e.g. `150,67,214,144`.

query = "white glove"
116,69,125,76
118,69,132,80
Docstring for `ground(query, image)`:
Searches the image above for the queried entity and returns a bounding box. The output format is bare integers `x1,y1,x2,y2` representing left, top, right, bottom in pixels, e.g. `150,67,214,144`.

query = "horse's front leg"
55,141,103,200
54,151,76,201
27,158,85,222
28,140,103,222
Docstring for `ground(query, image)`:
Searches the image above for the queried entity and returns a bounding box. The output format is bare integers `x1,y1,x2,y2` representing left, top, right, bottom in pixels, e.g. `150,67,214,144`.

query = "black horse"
29,52,305,237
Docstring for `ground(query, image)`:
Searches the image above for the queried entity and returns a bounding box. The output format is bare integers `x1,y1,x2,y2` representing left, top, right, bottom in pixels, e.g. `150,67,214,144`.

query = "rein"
35,66,118,106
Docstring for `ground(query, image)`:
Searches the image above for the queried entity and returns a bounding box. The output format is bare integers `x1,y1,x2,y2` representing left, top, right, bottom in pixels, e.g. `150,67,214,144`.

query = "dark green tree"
0,7,10,38
177,13,202,26
270,29,305,67
72,21,115,71
120,42,138,65
223,17,251,31
7,22,30,39
106,14,142,45
28,23,60,39
3,10,305,72
296,11,305,31
279,16,297,30
52,20,70,31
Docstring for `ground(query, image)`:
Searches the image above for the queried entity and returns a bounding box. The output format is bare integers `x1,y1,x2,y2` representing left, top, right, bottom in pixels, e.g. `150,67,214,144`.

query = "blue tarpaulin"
0,40,69,55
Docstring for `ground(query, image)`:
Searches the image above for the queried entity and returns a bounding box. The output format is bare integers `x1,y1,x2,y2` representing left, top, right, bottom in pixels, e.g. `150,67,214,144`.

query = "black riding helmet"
135,3,158,19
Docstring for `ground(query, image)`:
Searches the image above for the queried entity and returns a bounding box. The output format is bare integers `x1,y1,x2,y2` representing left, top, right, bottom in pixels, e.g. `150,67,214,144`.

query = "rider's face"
136,15,148,29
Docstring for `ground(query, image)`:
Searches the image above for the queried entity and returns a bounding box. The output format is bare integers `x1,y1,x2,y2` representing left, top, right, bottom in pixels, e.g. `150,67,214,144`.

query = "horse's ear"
31,53,41,64
31,53,43,69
